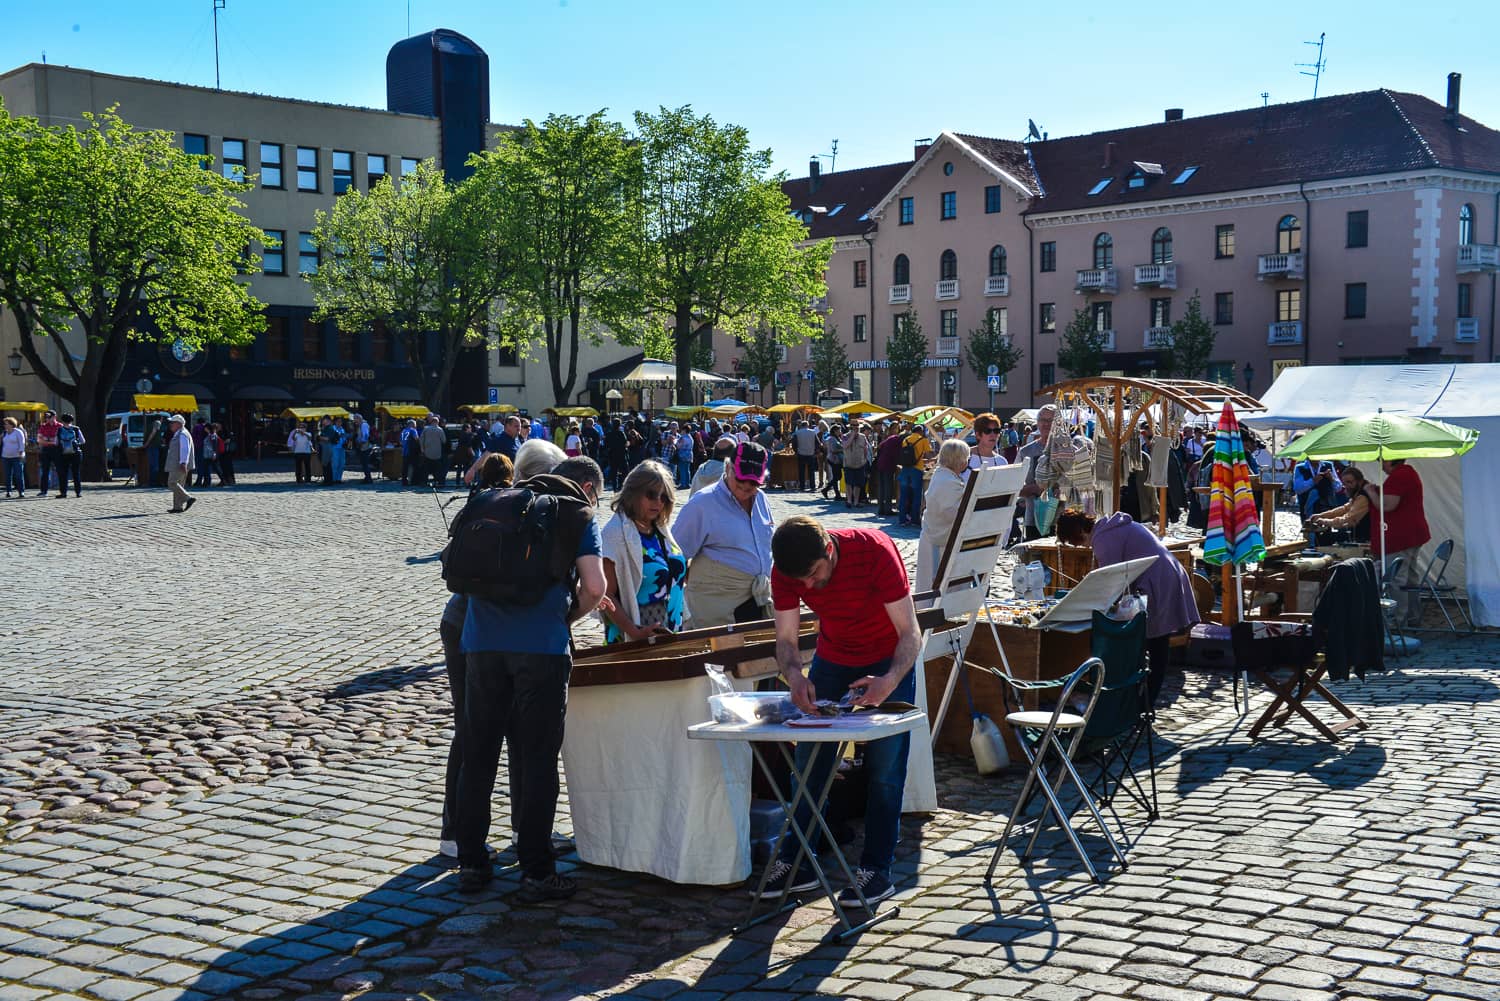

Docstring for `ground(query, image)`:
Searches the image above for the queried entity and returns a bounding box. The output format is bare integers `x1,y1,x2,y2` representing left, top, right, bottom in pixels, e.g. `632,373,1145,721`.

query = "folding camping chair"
1076,611,1157,833
1229,621,1367,742
984,656,1129,884
1401,539,1474,633
1380,556,1408,657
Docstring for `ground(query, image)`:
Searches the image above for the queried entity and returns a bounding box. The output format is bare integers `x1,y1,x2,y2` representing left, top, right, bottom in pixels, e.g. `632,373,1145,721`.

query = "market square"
1,471,1498,1001
5,5,1500,1000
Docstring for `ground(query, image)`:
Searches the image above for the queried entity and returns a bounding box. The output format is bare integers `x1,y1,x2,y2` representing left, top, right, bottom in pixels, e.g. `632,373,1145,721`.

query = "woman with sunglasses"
968,412,1009,475
599,459,687,644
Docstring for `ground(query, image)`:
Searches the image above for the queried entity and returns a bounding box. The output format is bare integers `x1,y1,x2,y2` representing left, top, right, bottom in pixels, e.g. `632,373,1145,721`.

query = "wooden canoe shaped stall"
562,606,950,886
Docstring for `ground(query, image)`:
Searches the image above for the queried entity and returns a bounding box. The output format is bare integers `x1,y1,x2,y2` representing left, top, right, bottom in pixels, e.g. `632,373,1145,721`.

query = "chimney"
1446,72,1462,123
914,138,933,161
1103,141,1119,168
1164,108,1183,122
809,158,821,194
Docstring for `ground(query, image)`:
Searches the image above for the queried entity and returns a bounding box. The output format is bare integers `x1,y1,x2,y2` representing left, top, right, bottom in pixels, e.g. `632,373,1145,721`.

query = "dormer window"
1128,161,1163,189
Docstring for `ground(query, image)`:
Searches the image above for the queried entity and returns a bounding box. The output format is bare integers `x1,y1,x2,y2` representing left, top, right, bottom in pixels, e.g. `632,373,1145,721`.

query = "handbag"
1034,494,1061,535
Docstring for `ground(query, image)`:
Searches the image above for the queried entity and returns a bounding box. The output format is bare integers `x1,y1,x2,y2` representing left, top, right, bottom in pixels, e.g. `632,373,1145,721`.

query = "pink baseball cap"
730,441,769,485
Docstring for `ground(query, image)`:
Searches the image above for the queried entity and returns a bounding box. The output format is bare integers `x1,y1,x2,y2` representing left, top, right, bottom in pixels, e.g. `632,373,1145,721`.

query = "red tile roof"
1024,89,1500,214
780,160,913,240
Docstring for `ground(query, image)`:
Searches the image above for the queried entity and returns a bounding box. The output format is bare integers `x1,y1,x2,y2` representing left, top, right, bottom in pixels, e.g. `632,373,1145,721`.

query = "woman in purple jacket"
1055,508,1199,703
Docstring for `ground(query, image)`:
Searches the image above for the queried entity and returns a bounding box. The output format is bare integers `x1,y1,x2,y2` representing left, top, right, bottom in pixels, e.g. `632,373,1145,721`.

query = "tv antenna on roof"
212,0,226,90
810,139,838,173
1297,32,1327,99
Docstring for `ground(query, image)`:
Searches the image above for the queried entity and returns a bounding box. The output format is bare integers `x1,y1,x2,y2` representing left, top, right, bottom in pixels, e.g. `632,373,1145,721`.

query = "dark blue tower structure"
385,29,489,182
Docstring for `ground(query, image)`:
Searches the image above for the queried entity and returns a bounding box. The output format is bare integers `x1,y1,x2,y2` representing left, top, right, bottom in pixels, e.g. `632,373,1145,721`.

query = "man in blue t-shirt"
454,455,608,901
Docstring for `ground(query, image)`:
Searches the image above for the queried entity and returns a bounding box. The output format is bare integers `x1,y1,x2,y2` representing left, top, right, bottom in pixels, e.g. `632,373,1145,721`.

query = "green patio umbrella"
1279,410,1478,561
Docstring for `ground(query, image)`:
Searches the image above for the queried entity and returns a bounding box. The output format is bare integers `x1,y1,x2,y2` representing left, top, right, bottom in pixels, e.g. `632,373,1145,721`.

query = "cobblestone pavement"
2,468,1499,1001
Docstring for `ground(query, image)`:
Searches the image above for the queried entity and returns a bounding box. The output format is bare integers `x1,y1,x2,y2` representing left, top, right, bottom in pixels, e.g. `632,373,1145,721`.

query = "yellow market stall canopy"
545,406,599,418
375,405,431,421
281,406,351,421
664,405,710,420
459,403,518,416
0,402,49,414
766,403,821,417
820,401,893,417
133,394,198,413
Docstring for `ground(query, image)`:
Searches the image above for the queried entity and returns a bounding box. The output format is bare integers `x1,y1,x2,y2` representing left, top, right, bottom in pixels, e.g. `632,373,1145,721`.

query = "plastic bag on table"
1109,592,1148,622
706,665,801,725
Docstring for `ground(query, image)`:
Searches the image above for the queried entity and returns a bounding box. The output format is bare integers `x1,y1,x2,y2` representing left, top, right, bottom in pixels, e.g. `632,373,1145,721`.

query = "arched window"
893,254,910,285
1460,203,1476,246
940,249,958,281
989,245,1008,276
1093,233,1113,269
1277,215,1302,254
1151,227,1173,265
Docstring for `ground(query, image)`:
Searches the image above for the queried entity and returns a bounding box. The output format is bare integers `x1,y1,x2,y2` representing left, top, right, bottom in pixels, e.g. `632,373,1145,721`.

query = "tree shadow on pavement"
323,661,443,700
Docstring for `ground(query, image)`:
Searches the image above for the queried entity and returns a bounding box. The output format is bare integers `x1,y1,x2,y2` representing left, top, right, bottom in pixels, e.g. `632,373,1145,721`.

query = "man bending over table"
763,515,923,908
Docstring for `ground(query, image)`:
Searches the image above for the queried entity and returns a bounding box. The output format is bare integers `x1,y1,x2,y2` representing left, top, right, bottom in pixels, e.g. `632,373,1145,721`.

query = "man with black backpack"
447,455,608,900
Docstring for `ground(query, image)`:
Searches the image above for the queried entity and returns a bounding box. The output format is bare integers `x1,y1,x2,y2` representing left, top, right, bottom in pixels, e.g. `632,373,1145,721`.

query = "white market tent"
1244,363,1500,626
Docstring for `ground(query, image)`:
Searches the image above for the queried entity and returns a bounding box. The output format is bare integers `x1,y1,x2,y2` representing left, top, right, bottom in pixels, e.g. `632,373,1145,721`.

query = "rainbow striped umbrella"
1203,401,1266,567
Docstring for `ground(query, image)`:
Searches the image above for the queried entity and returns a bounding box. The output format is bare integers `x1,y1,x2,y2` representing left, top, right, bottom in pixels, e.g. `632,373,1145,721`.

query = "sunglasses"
977,426,1000,435
640,489,670,502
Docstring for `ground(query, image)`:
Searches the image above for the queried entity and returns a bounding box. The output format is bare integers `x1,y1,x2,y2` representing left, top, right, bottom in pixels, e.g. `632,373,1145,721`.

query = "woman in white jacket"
917,438,971,591
599,459,688,643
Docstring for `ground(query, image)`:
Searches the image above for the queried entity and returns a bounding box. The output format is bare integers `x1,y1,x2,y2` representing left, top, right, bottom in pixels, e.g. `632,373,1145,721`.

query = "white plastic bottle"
970,714,1009,774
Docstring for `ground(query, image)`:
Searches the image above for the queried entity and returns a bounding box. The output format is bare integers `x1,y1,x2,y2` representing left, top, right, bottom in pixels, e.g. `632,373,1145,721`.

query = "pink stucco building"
754,74,1500,412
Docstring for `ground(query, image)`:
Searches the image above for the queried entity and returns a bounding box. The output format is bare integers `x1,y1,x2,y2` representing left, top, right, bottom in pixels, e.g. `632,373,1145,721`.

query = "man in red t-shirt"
762,516,923,909
1379,459,1431,626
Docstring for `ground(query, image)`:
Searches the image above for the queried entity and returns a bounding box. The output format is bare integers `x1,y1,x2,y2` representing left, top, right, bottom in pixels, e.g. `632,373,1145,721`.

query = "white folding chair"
1402,539,1474,633
984,656,1128,884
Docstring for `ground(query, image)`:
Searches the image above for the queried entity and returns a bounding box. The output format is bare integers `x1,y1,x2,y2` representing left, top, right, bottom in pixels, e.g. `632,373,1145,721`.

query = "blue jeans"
778,655,915,877
330,445,346,483
897,467,924,524
675,456,692,488
3,456,24,493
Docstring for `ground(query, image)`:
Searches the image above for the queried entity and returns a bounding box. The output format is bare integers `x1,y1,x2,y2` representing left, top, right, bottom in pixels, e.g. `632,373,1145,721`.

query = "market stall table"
687,709,927,940
769,450,799,489
1019,536,1194,596
563,609,945,887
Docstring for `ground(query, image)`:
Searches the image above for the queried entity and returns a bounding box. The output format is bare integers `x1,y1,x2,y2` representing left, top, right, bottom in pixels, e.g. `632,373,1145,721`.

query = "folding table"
686,709,926,940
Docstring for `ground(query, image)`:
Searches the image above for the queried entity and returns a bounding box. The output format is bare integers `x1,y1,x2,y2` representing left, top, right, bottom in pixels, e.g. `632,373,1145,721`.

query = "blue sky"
2,1,1494,178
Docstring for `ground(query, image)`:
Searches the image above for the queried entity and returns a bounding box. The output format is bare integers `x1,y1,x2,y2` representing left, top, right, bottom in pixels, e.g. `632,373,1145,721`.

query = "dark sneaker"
837,868,895,909
753,858,819,900
457,865,492,893
517,872,576,902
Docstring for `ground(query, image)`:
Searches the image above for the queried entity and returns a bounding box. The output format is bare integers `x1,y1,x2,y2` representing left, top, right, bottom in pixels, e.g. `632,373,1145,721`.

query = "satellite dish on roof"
1027,119,1042,141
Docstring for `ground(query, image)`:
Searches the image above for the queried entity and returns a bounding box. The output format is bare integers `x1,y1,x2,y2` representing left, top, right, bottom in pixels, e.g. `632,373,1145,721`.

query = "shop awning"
544,406,599,418
0,402,50,413
232,385,296,402
375,404,431,421
133,393,198,412
162,382,215,402
306,384,366,402
459,403,519,416
281,406,352,420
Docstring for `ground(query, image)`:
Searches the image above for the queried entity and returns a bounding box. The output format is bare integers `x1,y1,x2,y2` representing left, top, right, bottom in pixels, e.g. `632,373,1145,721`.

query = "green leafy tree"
809,324,852,399
887,309,928,403
0,104,266,479
468,112,639,406
307,160,506,409
964,309,1025,401
643,324,713,370
1162,291,1216,380
738,327,783,405
1057,305,1109,378
628,106,831,403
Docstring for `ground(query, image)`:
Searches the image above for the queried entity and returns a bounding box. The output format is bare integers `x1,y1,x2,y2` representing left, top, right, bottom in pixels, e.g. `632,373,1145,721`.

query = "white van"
105,411,172,461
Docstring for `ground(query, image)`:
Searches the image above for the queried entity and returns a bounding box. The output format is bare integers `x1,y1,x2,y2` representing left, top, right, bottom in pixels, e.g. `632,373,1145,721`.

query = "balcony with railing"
1267,321,1304,345
1133,263,1177,289
984,274,1010,296
888,283,911,304
936,279,960,301
1075,268,1119,294
936,336,960,357
1457,244,1500,273
1457,317,1481,343
1144,326,1173,349
1257,252,1305,280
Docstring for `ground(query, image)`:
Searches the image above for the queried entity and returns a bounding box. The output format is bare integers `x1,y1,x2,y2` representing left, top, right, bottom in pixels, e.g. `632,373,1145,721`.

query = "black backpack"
441,474,594,606
899,435,921,468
